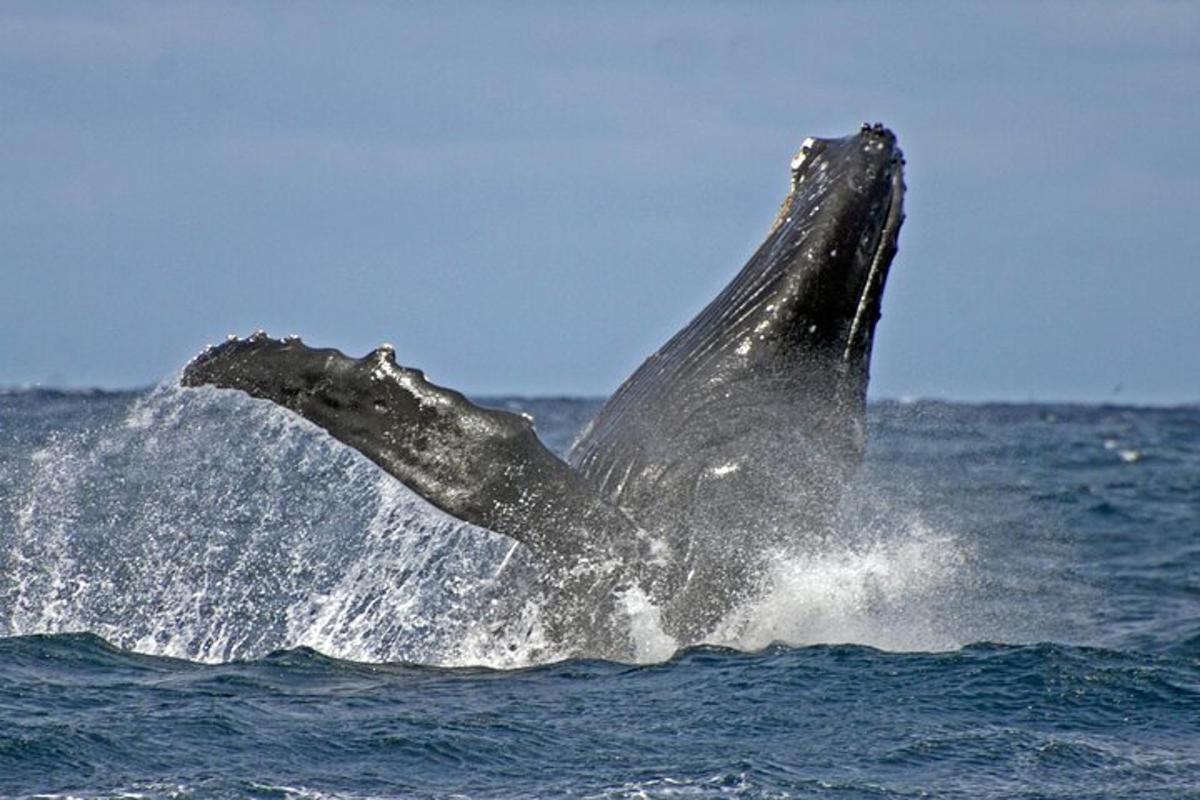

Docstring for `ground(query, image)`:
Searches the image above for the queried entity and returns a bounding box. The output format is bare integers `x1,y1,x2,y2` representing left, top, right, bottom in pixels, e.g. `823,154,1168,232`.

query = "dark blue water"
2,388,1198,798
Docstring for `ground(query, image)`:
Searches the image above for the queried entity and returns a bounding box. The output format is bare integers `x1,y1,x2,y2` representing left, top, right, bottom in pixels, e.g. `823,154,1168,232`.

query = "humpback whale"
182,123,906,659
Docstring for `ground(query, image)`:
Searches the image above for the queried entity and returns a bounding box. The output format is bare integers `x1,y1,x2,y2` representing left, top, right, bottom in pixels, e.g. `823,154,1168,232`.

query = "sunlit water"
1,387,1197,798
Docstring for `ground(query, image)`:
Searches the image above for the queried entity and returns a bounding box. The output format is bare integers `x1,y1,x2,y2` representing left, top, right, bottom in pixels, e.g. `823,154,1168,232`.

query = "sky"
1,2,1197,403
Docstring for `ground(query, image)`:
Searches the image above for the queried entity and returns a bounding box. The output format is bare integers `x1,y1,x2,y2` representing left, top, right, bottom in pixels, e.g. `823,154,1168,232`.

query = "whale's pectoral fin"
181,334,633,567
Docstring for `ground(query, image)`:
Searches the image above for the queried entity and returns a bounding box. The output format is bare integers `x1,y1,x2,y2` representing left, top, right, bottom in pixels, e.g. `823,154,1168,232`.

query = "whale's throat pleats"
569,127,904,524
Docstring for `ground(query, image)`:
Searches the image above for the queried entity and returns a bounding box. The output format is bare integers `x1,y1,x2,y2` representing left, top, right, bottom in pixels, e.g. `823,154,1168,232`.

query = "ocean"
1,386,1197,798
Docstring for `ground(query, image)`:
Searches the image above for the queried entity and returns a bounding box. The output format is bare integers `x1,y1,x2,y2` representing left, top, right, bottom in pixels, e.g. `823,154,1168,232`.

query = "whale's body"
182,124,906,659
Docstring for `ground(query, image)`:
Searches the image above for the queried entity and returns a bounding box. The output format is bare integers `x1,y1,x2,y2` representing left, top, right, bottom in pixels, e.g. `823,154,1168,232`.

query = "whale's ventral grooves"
181,124,906,658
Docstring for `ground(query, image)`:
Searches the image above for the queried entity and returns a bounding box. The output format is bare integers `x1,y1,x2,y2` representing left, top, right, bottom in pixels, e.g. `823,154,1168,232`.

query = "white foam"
617,585,677,663
708,518,970,653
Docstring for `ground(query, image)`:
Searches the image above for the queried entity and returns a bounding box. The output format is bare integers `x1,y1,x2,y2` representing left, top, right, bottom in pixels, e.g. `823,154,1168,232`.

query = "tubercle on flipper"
182,330,460,418
182,329,322,384
179,324,626,578
184,330,399,369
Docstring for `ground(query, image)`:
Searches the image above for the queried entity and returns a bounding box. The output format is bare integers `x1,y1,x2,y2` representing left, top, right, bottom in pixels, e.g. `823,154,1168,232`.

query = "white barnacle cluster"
790,137,817,174
369,348,448,411
789,137,823,192
370,343,397,382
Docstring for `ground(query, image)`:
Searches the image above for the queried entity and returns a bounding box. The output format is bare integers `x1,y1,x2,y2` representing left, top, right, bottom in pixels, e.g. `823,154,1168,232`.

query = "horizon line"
2,382,1196,410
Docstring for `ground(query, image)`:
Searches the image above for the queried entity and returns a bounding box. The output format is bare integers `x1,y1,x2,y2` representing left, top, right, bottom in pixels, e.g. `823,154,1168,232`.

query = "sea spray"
3,384,985,666
3,384,526,663
711,519,972,653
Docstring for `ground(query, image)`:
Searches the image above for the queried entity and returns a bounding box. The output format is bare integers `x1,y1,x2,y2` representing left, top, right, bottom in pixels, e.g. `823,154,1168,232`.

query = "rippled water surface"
1,388,1197,798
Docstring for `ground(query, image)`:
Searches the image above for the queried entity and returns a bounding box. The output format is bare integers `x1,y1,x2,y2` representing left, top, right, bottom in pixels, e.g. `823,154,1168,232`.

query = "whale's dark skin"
182,124,906,658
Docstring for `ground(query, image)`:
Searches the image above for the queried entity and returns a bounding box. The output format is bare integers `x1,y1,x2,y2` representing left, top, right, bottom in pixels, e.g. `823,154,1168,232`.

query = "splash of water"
1,384,976,666
710,520,972,653
3,384,540,664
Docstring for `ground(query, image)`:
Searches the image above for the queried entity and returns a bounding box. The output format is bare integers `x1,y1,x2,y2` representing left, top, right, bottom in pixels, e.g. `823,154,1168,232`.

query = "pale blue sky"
2,2,1197,402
